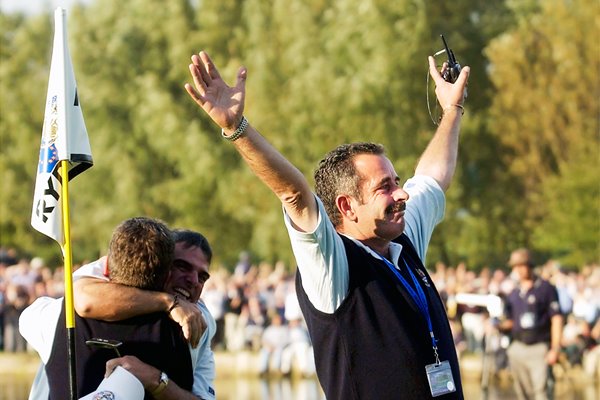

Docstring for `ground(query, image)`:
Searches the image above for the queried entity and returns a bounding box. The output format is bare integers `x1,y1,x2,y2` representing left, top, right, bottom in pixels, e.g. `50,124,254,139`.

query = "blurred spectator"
5,258,37,299
460,300,486,353
202,271,228,350
0,247,18,266
583,319,600,379
572,287,599,325
561,314,592,366
449,319,467,359
234,251,252,277
488,269,508,296
3,282,30,351
281,318,315,377
500,248,563,400
283,281,303,323
240,292,267,350
223,275,246,351
553,268,574,315
258,314,288,376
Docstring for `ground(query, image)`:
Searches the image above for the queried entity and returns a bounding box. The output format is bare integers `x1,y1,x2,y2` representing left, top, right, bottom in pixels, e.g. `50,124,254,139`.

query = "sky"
0,0,90,15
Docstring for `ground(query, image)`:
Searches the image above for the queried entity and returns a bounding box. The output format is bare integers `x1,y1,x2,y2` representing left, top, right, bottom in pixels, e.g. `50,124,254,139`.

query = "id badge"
519,312,535,329
425,360,456,397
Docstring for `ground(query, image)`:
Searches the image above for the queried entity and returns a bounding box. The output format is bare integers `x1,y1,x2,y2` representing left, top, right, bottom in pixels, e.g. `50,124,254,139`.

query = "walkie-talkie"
440,34,461,83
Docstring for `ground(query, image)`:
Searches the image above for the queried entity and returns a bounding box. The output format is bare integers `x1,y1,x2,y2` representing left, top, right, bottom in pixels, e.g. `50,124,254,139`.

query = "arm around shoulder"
73,278,173,320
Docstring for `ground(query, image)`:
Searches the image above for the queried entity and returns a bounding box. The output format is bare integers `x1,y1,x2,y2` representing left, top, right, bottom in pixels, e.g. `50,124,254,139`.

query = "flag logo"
38,144,59,174
41,96,59,145
38,95,60,174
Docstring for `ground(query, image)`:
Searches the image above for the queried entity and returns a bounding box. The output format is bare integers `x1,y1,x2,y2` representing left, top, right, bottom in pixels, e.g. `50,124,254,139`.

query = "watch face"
160,372,169,384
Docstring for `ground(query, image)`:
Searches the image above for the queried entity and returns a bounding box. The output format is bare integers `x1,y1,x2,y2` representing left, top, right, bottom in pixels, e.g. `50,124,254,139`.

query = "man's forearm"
229,124,318,233
414,108,462,191
74,278,173,320
106,356,202,400
550,314,563,350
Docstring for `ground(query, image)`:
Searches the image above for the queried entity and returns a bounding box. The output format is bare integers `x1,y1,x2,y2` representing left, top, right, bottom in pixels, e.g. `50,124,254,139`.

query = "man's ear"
102,256,110,278
336,195,357,223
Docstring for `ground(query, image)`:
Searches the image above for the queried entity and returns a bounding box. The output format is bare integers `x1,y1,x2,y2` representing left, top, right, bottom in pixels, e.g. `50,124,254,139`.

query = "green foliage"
485,0,599,267
1,0,597,271
532,144,600,267
0,13,54,257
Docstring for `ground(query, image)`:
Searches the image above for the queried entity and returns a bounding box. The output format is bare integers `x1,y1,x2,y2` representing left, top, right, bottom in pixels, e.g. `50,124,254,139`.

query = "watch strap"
151,371,169,397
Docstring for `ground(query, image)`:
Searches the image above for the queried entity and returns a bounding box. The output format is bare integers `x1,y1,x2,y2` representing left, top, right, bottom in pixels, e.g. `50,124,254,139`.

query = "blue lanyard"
378,253,439,355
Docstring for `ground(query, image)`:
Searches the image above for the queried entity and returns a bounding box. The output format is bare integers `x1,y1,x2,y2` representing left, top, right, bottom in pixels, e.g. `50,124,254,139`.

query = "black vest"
296,234,463,400
46,301,193,399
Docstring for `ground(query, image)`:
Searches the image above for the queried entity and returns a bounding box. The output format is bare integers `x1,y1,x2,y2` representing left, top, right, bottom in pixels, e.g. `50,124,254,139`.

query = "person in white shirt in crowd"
258,313,289,376
281,317,315,377
280,283,315,377
201,273,228,350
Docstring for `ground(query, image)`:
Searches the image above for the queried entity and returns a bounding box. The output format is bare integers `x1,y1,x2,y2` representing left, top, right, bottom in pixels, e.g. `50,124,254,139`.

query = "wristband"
443,104,464,116
221,116,248,141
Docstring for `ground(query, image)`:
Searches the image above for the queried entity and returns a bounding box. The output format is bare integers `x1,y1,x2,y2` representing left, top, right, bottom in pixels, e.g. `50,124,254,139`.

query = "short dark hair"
108,217,174,291
172,229,212,264
314,142,385,227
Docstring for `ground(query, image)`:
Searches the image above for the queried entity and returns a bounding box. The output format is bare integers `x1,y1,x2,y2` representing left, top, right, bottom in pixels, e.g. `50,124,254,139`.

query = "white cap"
79,366,144,400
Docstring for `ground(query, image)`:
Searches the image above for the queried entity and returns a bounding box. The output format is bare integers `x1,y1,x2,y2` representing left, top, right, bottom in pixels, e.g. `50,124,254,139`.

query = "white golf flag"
31,7,93,244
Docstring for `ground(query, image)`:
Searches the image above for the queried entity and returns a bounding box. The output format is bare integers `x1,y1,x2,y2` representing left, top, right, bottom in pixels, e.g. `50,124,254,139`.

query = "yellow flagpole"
30,8,92,398
60,160,78,399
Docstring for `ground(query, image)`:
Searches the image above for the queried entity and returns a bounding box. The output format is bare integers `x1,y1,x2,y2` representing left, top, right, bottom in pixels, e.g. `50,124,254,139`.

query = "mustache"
386,201,406,214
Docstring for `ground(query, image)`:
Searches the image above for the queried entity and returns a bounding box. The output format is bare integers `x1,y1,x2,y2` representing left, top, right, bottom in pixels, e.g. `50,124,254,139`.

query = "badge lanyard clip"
379,254,440,363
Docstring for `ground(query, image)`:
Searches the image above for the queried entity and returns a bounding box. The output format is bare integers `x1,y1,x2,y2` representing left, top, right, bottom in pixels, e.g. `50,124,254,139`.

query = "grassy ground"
0,352,40,375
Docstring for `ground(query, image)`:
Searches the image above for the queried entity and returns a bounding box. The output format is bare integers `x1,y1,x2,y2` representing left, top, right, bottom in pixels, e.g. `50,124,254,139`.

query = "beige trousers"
507,341,549,400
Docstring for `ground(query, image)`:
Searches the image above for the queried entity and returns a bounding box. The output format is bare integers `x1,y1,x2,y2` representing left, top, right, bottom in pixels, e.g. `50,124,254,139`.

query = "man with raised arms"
184,50,469,399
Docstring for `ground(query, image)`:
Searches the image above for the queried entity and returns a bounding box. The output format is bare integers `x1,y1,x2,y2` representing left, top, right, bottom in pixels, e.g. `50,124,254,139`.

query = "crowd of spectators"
431,259,600,380
1,245,599,380
0,247,65,353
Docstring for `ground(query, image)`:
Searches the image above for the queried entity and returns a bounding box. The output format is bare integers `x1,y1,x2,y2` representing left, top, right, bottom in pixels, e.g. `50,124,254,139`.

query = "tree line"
1,0,597,270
